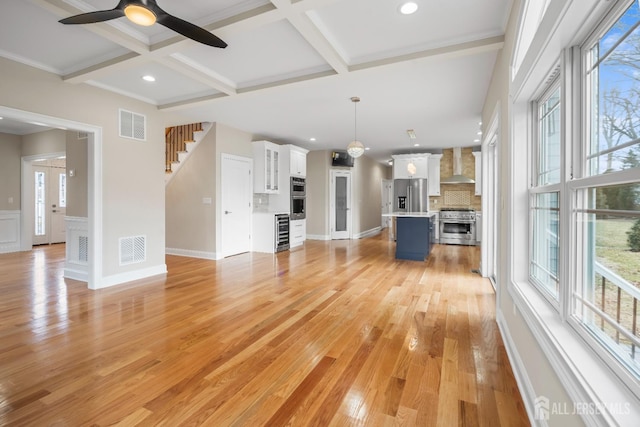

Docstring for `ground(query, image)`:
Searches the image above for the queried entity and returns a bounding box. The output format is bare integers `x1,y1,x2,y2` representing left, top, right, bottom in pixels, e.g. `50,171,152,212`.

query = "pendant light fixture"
347,96,365,158
406,129,417,175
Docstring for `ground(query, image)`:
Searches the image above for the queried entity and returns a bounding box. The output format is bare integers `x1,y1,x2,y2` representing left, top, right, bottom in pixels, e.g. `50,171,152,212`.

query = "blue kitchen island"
384,212,436,261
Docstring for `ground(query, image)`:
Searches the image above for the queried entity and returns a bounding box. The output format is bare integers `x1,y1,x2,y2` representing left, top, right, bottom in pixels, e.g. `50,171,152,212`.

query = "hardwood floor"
0,235,529,426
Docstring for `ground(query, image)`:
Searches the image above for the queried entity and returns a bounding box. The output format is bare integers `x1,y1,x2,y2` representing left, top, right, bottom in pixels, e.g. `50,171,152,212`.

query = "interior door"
50,166,67,243
331,170,351,240
381,179,393,229
32,163,67,245
221,154,252,257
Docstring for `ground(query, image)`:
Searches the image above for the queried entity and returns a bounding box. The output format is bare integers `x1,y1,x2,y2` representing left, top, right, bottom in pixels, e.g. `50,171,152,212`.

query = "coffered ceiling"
0,0,512,162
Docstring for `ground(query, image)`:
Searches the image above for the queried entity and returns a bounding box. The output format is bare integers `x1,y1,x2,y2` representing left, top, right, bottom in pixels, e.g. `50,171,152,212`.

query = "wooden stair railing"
165,122,203,172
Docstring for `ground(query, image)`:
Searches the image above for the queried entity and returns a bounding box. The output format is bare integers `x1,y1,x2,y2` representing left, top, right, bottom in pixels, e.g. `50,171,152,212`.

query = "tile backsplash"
429,147,482,210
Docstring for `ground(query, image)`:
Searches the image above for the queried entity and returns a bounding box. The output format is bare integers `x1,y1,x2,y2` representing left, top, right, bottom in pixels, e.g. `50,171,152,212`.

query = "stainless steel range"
439,208,476,245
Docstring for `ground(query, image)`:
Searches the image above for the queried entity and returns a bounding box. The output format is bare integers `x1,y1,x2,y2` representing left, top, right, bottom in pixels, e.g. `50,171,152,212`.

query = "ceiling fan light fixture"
125,5,157,26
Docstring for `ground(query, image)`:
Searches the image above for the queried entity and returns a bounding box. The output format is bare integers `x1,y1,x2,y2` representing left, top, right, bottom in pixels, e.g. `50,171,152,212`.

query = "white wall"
0,56,189,287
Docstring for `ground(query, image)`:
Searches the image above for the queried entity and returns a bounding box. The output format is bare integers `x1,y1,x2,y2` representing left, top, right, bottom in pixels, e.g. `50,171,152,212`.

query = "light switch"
8,197,13,204
202,197,212,205
69,169,75,177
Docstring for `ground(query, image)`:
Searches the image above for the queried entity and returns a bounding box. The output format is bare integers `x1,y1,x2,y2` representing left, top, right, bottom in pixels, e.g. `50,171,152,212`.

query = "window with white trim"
530,83,561,301
527,0,640,387
573,0,640,379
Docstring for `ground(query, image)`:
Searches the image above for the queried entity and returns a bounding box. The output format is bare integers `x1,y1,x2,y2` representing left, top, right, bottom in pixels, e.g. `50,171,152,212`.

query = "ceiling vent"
119,109,146,141
441,147,475,184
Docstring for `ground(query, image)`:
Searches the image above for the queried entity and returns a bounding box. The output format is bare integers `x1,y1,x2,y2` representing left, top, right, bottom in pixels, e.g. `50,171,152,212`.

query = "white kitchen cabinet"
427,154,442,196
290,219,306,247
253,141,280,193
289,146,308,177
472,151,482,195
392,155,428,179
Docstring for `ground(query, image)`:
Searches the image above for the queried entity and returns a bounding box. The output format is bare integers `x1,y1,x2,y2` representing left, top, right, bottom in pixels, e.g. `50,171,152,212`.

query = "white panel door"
221,154,252,257
50,167,67,244
330,170,351,240
33,164,67,245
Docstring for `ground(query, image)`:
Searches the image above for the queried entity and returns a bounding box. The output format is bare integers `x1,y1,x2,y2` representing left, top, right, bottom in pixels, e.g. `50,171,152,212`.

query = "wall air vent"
119,109,146,141
78,235,88,263
77,131,88,140
119,235,146,265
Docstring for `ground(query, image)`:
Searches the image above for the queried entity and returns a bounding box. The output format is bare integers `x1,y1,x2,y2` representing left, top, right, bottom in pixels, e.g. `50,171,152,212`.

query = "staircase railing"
165,123,203,172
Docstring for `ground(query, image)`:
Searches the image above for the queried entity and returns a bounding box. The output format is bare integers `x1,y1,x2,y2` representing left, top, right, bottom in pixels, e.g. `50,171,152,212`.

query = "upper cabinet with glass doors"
253,140,280,194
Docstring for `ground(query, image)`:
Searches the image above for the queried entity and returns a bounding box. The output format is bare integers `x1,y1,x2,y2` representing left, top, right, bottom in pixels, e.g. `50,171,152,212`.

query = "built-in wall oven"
439,208,476,245
291,176,306,196
275,214,290,252
290,177,306,220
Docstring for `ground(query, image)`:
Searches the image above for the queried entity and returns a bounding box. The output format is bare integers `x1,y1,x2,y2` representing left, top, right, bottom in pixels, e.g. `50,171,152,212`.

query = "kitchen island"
383,212,436,261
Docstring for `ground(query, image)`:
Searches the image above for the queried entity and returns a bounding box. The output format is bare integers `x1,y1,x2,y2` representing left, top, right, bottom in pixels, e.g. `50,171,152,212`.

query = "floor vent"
119,235,146,265
119,109,146,141
78,235,88,263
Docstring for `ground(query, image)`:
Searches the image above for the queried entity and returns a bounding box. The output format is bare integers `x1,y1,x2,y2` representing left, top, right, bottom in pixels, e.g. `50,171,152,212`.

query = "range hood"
441,147,475,184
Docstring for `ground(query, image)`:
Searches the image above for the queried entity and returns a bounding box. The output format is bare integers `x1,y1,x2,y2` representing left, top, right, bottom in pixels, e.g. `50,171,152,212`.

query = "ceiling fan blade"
157,14,227,48
59,9,125,25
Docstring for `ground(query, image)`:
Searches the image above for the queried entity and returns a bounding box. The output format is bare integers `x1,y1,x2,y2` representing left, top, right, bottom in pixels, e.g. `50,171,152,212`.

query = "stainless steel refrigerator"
393,178,429,213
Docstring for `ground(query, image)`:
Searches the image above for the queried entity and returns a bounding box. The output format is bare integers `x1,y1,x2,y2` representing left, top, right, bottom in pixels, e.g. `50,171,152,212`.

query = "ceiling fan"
59,0,227,48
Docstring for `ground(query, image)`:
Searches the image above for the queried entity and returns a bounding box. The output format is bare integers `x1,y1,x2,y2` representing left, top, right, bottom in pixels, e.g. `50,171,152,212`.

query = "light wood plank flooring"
0,234,529,426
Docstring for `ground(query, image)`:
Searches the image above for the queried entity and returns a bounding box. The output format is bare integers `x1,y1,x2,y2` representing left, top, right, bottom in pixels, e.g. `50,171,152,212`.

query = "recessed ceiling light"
474,139,480,143
414,143,420,147
365,147,371,151
477,131,482,135
0,117,3,120
309,137,316,142
400,2,418,15
142,75,156,82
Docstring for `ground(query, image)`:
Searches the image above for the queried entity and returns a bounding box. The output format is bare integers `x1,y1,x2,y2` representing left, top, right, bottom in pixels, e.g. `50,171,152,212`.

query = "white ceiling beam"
157,34,504,112
162,55,237,96
271,0,348,74
350,35,505,72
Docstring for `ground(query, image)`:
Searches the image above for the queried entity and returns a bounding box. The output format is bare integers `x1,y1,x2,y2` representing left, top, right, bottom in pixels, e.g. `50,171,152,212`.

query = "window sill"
506,280,640,426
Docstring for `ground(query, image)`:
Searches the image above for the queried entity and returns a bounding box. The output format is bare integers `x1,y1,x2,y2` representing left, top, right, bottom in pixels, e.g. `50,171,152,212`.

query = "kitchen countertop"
382,211,437,217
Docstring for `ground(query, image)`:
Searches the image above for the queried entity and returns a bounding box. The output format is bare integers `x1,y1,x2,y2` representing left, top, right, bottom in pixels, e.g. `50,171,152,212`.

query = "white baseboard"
64,267,88,283
95,264,167,289
306,234,330,241
165,247,217,260
354,226,381,239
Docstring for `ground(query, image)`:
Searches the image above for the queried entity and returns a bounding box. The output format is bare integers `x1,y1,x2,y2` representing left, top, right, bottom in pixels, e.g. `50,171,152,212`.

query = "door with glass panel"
33,162,67,245
331,170,351,240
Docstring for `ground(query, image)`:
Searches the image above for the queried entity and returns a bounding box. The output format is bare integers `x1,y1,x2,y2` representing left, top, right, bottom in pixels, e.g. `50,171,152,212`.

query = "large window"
575,1,640,378
530,84,561,300
528,0,640,385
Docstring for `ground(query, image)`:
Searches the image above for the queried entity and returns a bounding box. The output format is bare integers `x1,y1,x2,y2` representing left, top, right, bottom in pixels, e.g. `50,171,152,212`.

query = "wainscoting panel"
0,211,21,254
65,216,88,282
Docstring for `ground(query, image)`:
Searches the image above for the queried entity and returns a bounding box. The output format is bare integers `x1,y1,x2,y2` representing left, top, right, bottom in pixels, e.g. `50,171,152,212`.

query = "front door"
330,170,351,240
221,154,252,257
33,161,66,245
